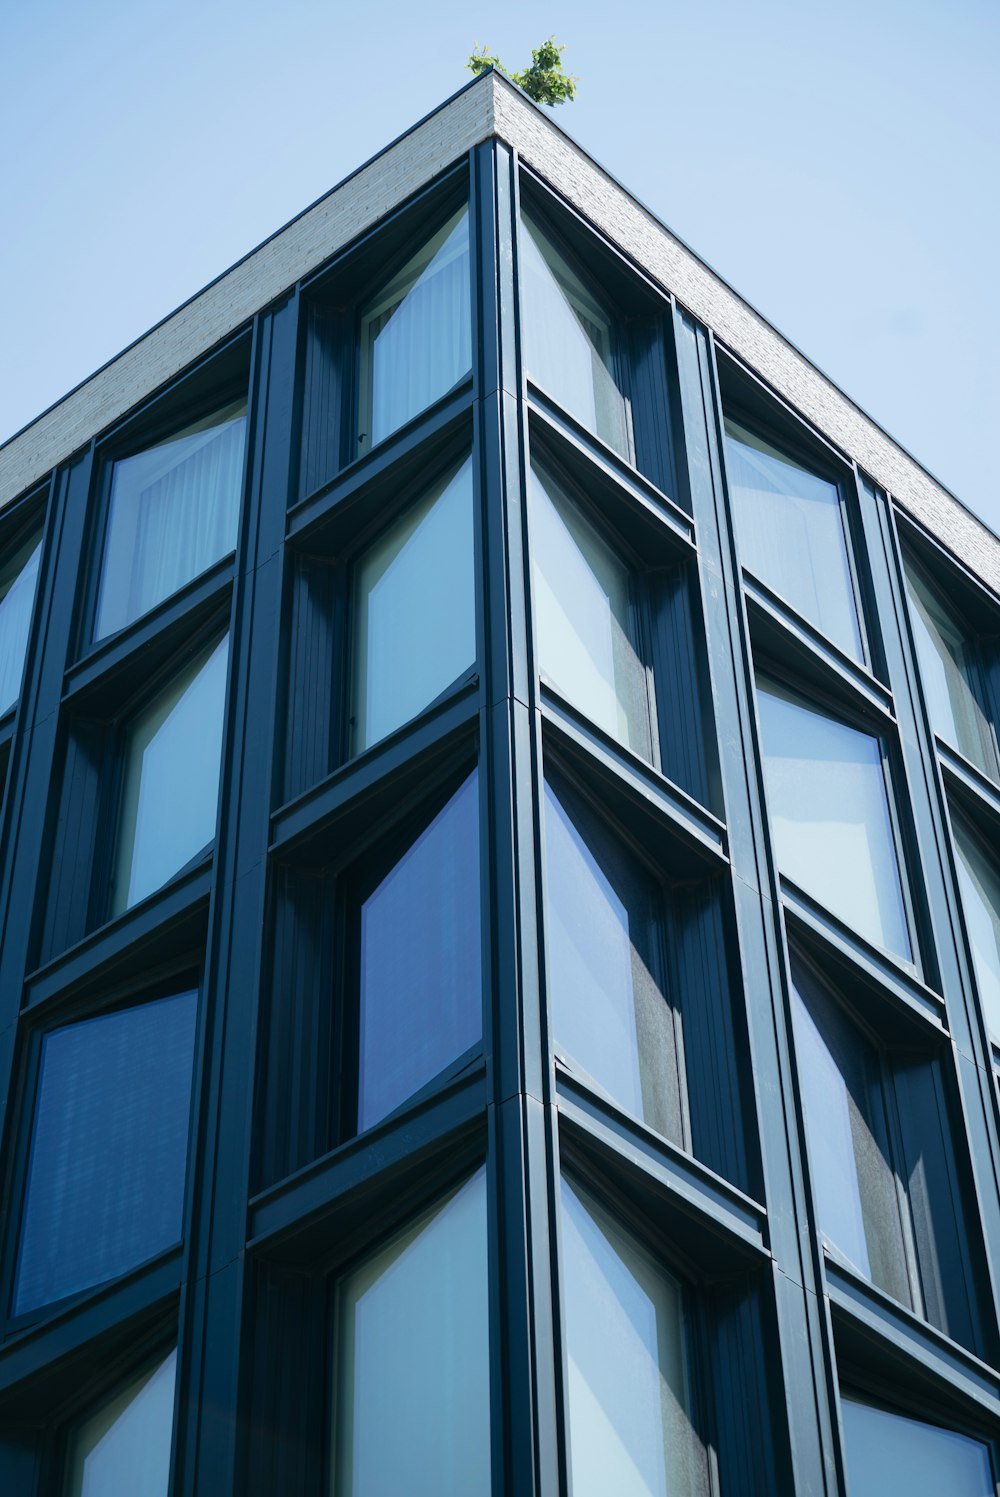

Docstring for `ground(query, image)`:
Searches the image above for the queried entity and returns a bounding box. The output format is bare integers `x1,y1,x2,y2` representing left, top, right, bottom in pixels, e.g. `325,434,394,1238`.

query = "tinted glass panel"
66,1348,177,1497
952,808,1000,1044
0,526,42,716
757,677,911,960
904,559,997,779
95,401,246,641
842,1396,993,1497
521,211,629,458
112,635,229,915
532,461,651,759
724,419,863,660
352,457,475,754
789,958,910,1302
14,991,197,1315
560,1176,706,1497
358,207,471,452
358,771,481,1132
544,776,682,1141
333,1169,490,1497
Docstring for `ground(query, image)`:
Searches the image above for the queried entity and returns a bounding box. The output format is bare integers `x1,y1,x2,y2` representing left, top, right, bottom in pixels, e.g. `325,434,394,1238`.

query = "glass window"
66,1347,177,1497
723,419,863,661
94,399,247,642
531,460,651,760
951,807,1000,1046
356,770,481,1133
559,1176,707,1497
112,634,229,915
358,207,471,453
332,1168,490,1497
14,991,197,1316
756,676,911,961
520,211,630,459
543,775,682,1142
789,956,911,1303
904,558,997,780
841,1395,993,1496
351,457,475,755
0,524,42,717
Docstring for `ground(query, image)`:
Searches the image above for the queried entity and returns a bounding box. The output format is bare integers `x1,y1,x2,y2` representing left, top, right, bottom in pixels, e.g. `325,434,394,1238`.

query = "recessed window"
520,211,630,459
724,418,863,661
0,523,42,717
351,456,475,755
543,775,683,1143
841,1395,994,1496
94,399,247,642
559,1176,707,1497
65,1347,177,1497
951,806,1000,1047
354,770,481,1133
756,676,911,961
14,990,197,1316
903,556,998,780
332,1169,490,1496
357,207,471,454
531,459,652,760
112,634,229,915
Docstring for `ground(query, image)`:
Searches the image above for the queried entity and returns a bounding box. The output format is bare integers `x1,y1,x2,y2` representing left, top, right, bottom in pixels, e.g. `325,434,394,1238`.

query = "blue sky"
2,0,997,534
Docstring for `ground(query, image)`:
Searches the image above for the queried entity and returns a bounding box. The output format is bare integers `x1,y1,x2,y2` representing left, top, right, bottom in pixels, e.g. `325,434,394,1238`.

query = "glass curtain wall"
0,527,42,717
951,807,1000,1046
66,1348,177,1497
841,1396,994,1496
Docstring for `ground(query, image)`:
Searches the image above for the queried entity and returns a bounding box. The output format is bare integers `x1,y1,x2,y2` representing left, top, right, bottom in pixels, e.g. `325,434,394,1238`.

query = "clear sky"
2,0,997,535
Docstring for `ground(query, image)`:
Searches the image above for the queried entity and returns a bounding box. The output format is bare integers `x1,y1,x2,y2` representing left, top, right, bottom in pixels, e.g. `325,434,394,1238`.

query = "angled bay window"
756,675,912,962
66,1346,177,1497
13,989,197,1317
723,417,864,661
351,456,475,755
841,1395,995,1496
357,207,471,453
951,805,1000,1048
0,521,42,718
111,633,229,915
94,399,247,641
332,1168,490,1496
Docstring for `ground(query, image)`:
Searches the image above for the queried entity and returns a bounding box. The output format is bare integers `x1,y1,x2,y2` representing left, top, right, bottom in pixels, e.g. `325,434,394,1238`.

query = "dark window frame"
0,482,48,735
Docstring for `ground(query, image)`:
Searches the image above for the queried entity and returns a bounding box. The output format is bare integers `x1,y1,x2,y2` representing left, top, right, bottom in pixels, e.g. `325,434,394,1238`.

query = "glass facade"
952,806,1000,1046
841,1396,994,1496
0,525,42,717
65,1348,177,1497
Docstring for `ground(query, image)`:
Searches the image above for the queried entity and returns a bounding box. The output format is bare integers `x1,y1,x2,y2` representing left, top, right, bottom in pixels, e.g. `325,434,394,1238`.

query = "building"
0,66,999,1496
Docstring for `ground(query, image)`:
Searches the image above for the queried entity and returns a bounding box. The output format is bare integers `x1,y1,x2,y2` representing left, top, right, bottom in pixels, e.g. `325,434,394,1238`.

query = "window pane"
756,677,911,961
952,809,1000,1044
352,457,475,754
358,771,481,1132
544,777,682,1142
560,1177,706,1497
724,419,863,661
333,1169,490,1497
112,634,229,915
95,400,247,641
66,1348,177,1497
520,212,630,458
359,208,471,452
0,527,42,716
789,958,910,1303
14,991,197,1315
904,560,997,779
531,461,651,759
842,1396,993,1497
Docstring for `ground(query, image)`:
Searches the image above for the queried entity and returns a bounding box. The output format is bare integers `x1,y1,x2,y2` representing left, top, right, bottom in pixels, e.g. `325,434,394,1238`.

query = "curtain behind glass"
544,776,682,1142
113,635,229,915
560,1176,707,1497
333,1169,490,1497
14,992,197,1315
67,1348,177,1497
358,209,471,452
904,559,997,780
952,809,1000,1043
0,529,42,716
841,1396,994,1497
358,771,481,1132
352,457,475,754
724,419,863,662
95,402,246,641
520,212,630,459
756,677,911,961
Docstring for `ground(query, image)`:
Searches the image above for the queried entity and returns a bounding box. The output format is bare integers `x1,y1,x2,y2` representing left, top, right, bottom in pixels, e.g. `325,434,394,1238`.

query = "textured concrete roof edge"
3,67,997,595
